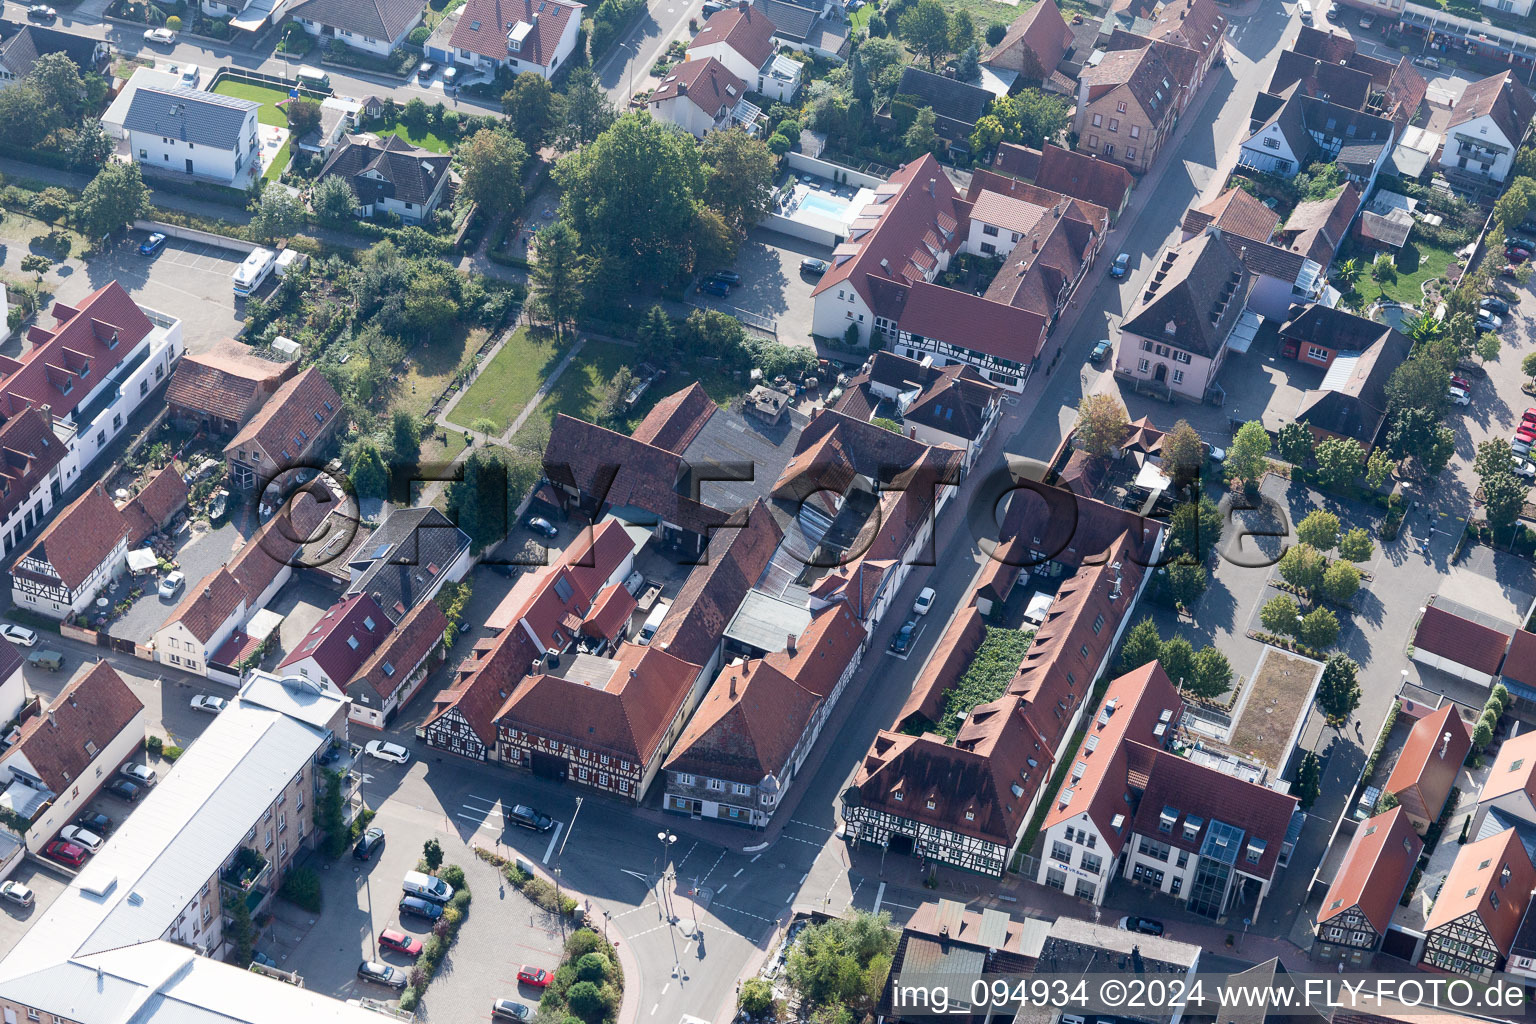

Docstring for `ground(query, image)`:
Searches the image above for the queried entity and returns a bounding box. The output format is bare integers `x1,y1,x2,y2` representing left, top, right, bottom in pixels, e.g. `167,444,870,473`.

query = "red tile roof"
564,519,636,603
0,661,142,793
224,366,342,466
14,484,130,591
1181,187,1281,242
991,143,1041,181
664,602,864,784
449,0,583,68
630,382,717,454
0,406,66,527
1044,662,1183,857
228,485,335,601
1318,806,1422,935
1413,601,1511,677
279,592,390,683
1448,71,1536,149
1502,629,1536,692
427,627,539,747
118,465,190,546
1130,744,1298,880
1384,703,1471,819
982,0,1073,78
349,598,447,706
1113,0,1226,59
1279,182,1362,266
651,57,746,118
164,567,247,646
1478,729,1536,805
582,582,637,641
1034,145,1135,214
166,339,290,427
210,629,263,669
1424,828,1536,955
0,282,154,424
496,642,702,765
690,3,776,69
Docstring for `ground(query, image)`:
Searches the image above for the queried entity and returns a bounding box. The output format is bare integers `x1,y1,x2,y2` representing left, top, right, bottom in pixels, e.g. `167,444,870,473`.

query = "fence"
687,298,776,339
786,151,889,189
133,219,260,254
207,66,331,102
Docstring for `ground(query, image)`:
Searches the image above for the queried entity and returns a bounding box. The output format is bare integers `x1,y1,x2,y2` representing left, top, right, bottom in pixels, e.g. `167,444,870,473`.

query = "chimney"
729,675,738,699
1179,7,1185,17
1440,731,1452,758
928,177,936,195
1032,238,1040,252
46,710,55,728
787,633,797,654
677,81,688,96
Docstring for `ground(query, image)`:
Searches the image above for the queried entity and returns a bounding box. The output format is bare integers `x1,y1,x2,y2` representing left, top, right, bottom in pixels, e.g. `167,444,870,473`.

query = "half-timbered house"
1421,828,1535,978
1314,806,1421,965
10,484,131,619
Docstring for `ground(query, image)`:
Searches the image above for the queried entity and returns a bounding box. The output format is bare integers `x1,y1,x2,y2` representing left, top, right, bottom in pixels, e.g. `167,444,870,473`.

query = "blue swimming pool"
797,191,852,219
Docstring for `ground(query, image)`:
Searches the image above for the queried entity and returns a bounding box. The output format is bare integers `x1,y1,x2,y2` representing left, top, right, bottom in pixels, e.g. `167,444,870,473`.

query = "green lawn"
1358,238,1459,307
263,138,290,183
211,80,292,128
398,325,492,421
447,327,567,432
378,124,452,154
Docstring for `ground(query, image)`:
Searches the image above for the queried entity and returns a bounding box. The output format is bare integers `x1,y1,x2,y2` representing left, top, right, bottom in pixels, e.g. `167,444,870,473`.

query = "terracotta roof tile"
582,582,637,641
1424,828,1536,954
14,485,131,591
1413,601,1511,677
348,598,447,706
1384,703,1471,820
1503,629,1536,691
119,465,190,546
651,57,746,117
224,366,342,469
651,498,781,664
0,406,66,526
279,592,390,683
630,382,717,454
163,567,247,646
1181,187,1281,242
982,0,1073,78
1318,806,1422,935
0,661,142,793
690,4,777,69
1034,145,1135,214
1448,71,1536,149
2,282,154,424
991,143,1041,181
1479,729,1536,805
166,339,290,427
449,0,582,68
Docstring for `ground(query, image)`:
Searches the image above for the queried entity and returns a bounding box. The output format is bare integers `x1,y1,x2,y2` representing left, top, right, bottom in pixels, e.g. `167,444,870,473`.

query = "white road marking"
675,841,698,869
716,884,727,895
542,822,564,864
733,868,743,878
873,882,886,914
750,853,761,863
621,868,652,884
883,900,918,911
661,983,670,996
799,873,807,884
788,820,833,833
784,892,794,903
651,1005,659,1016
453,812,501,833
698,850,726,886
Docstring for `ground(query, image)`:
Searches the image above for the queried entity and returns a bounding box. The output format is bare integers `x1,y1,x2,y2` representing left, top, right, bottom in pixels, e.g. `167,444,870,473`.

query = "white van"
636,599,671,645
401,870,453,903
295,67,331,91
232,247,276,297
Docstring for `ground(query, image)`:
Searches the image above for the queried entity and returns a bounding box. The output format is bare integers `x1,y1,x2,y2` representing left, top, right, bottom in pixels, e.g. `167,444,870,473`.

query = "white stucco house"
440,0,583,79
1439,70,1536,185
317,134,453,223
687,3,801,102
122,85,261,187
647,57,754,138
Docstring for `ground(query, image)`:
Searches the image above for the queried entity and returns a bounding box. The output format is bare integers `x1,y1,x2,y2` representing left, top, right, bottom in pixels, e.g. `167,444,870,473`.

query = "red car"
45,840,87,867
1509,250,1531,264
1450,375,1472,391
517,966,551,987
1518,425,1536,443
379,929,422,958
1523,407,1536,423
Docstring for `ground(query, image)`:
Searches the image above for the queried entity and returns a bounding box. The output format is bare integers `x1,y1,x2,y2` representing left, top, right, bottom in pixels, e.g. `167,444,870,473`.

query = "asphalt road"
592,0,705,105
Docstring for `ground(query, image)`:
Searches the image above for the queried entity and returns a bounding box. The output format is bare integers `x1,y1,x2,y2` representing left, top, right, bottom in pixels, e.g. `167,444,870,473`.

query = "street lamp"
657,831,677,920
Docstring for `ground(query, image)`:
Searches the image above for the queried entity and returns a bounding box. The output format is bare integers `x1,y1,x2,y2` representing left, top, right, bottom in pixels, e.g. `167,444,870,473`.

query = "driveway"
0,860,70,959
109,521,244,643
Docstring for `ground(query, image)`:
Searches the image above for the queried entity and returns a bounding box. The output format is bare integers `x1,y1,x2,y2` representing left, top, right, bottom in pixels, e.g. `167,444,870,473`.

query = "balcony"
221,847,270,894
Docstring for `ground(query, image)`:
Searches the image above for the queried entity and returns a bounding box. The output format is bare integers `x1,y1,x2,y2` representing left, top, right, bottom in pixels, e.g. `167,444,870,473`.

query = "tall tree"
637,305,675,363
1313,437,1364,489
898,0,951,69
249,181,305,242
313,174,358,226
903,107,939,156
1295,510,1340,551
1386,356,1451,416
0,84,48,149
1278,543,1327,593
701,128,775,235
1118,617,1161,672
1316,654,1361,728
1166,559,1207,607
1338,527,1374,563
1484,471,1527,532
1225,421,1271,486
1276,421,1315,467
1260,594,1301,636
459,128,528,217
503,71,556,149
391,410,421,467
1297,606,1340,649
1074,394,1128,457
991,89,1070,148
1189,647,1232,700
76,161,151,238
1158,636,1196,689
1295,751,1322,809
1161,419,1206,486
553,68,617,151
1170,496,1222,563
29,52,86,129
530,222,588,343
445,448,510,550
949,10,975,52
849,47,873,103
555,113,706,287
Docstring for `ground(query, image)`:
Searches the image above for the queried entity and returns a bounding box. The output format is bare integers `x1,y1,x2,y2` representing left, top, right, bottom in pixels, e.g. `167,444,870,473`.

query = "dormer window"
1164,320,1176,336
107,330,119,350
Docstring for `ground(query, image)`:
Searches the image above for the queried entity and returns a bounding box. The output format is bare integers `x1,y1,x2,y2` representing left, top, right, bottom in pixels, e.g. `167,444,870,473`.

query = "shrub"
408,24,430,44
279,866,323,912
441,864,467,891
576,952,610,982
146,736,163,756
567,981,606,1024
163,745,183,761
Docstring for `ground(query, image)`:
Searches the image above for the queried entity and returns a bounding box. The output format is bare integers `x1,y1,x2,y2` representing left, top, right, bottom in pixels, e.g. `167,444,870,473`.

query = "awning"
0,780,48,820
1224,310,1264,355
126,548,159,573
1133,459,1171,493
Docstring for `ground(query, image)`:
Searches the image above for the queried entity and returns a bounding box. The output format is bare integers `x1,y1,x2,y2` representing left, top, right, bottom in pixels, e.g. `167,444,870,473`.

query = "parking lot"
692,228,825,346
275,758,569,1018
50,232,249,355
0,859,71,960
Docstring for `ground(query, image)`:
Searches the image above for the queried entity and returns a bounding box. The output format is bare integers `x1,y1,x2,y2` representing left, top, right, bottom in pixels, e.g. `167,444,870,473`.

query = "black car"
399,895,443,921
1118,916,1164,936
507,804,554,831
74,812,112,835
354,826,385,860
1482,295,1511,315
358,961,408,988
889,620,917,653
106,779,141,802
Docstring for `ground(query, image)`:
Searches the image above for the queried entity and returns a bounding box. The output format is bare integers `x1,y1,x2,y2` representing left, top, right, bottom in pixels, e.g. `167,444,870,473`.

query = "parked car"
159,571,185,597
889,620,917,653
26,649,63,671
700,278,731,297
1505,248,1529,263
713,270,741,285
1118,916,1165,936
26,5,56,20
44,840,88,868
1477,313,1504,331
120,763,157,786
106,779,141,802
1516,459,1536,480
1358,13,1373,27
1448,387,1471,406
442,66,458,87
74,812,111,835
59,826,103,853
525,516,558,538
357,961,407,989
137,231,167,256
250,951,277,969
1502,263,1522,277
190,694,227,714
1480,296,1509,314
506,804,554,831
143,27,177,43
1298,6,1311,23
1513,437,1533,458
517,966,552,987
1412,54,1441,70
398,895,443,921
1517,422,1536,443
402,870,453,903
1109,252,1130,278
912,587,936,616
179,64,200,88
1090,339,1112,363
0,880,33,907
1450,374,1473,391
493,1000,532,1021
417,59,437,79
354,826,385,861
800,257,829,276
364,741,410,764
1326,3,1340,20
0,624,37,647
379,929,422,957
